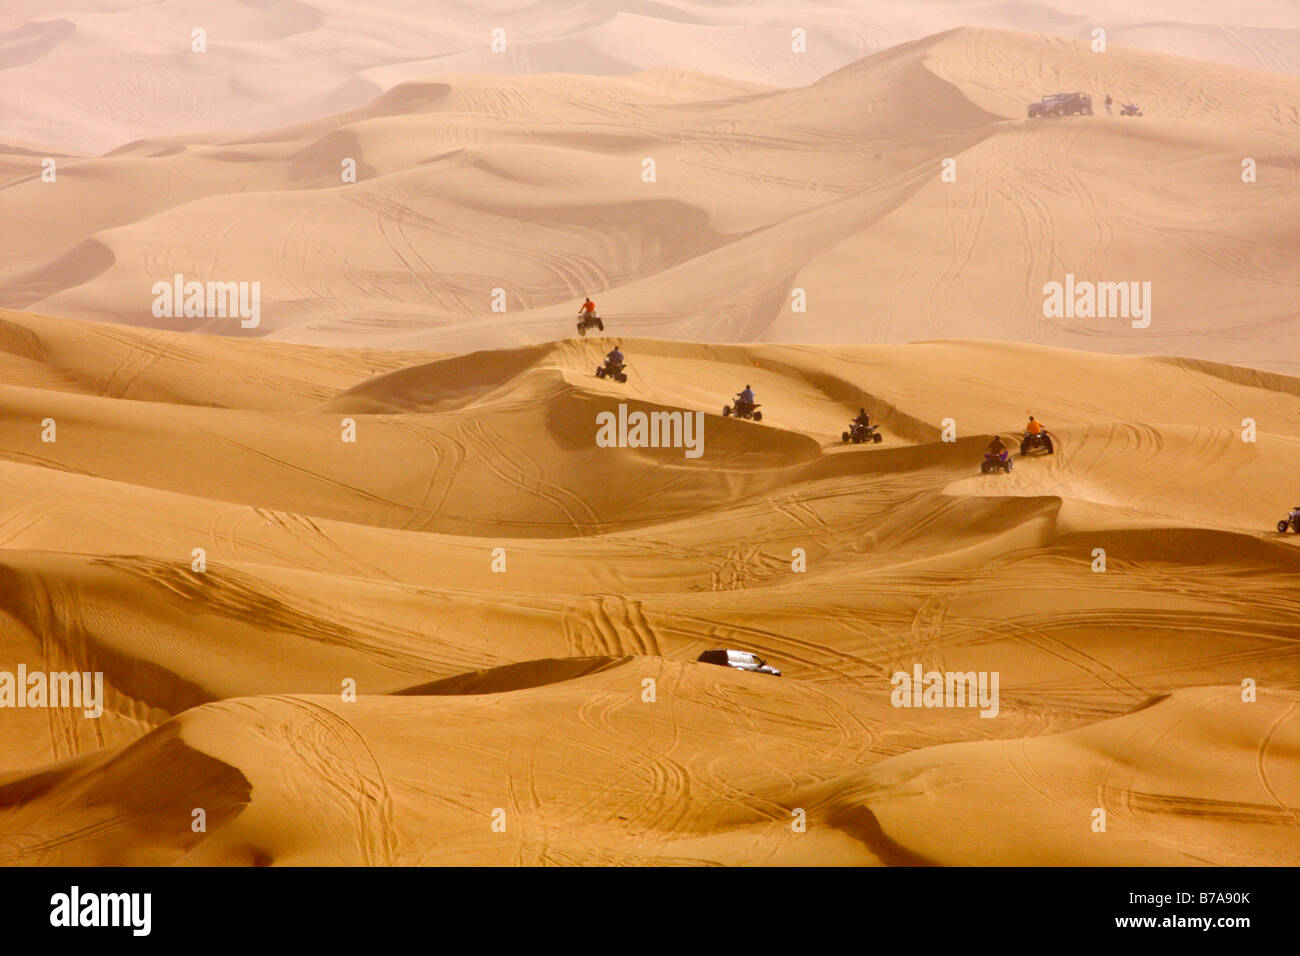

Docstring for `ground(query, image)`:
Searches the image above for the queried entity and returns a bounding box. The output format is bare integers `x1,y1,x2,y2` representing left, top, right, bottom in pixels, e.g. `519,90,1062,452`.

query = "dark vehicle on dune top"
1020,430,1055,456
1028,92,1093,118
595,357,627,383
1279,509,1300,534
842,420,882,444
723,396,762,421
981,450,1013,474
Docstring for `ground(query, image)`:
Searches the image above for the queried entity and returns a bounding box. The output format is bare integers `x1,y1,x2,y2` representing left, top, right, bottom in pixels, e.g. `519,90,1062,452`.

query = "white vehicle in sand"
697,649,782,677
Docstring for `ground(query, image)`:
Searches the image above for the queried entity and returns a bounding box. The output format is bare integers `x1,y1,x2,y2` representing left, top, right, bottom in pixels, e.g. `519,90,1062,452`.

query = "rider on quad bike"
1020,415,1055,455
723,385,763,421
843,407,882,444
1279,507,1300,534
577,297,604,336
595,344,628,383
982,435,1013,473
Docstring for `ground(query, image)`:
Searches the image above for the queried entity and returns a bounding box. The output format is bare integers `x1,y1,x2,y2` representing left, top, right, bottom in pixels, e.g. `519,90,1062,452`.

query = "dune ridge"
3,28,1297,374
0,305,1298,864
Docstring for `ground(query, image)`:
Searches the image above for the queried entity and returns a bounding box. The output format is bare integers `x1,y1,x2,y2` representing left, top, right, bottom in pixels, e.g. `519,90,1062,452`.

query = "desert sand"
3,28,1298,370
1,8,1300,866
5,0,1300,154
0,308,1298,864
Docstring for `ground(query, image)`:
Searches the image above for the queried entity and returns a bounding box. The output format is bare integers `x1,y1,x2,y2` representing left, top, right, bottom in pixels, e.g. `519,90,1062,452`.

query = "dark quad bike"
981,451,1013,474
1278,510,1300,534
1120,103,1143,117
577,313,604,336
842,421,882,444
723,398,762,421
1020,430,1055,456
595,359,627,383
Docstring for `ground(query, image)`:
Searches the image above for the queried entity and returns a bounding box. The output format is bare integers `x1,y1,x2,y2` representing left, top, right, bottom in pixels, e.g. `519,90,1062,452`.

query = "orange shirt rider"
580,298,596,315
1026,416,1043,435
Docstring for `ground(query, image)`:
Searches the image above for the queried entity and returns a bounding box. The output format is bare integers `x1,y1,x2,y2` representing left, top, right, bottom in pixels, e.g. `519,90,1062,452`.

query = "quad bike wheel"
981,461,991,474
872,432,882,443
752,411,762,422
723,406,732,417
841,431,851,443
1280,520,1292,534
595,366,606,378
615,372,627,384
578,323,587,337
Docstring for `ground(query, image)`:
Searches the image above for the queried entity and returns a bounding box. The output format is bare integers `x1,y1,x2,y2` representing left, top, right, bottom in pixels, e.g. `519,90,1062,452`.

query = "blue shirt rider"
739,385,755,406
607,346,624,366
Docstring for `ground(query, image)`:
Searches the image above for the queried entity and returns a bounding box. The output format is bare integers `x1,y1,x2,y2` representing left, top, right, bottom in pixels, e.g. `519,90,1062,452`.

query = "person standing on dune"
1105,94,1113,115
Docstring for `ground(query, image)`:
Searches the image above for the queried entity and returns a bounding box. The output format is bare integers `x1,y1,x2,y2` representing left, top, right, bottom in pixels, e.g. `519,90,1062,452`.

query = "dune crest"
0,305,1298,863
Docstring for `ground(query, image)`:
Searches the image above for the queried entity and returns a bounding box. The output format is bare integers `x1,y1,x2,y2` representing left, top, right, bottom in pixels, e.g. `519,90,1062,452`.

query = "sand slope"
1,307,1298,864
4,29,1298,371
4,1,1299,154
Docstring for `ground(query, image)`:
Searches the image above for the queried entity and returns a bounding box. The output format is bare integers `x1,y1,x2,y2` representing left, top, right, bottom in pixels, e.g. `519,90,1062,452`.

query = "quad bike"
842,421,882,444
595,359,628,383
1019,430,1055,456
577,312,604,336
1120,103,1142,117
723,398,763,421
981,451,1013,474
1278,510,1300,533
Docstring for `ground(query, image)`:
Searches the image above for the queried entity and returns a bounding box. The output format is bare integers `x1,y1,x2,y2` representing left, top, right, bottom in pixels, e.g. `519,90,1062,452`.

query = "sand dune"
1,305,1298,864
3,12,1300,867
5,1,1299,155
4,28,1298,371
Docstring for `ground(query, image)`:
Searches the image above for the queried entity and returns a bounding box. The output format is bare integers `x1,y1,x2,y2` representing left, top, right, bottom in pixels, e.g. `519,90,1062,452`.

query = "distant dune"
3,1,1299,154
3,28,1297,370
